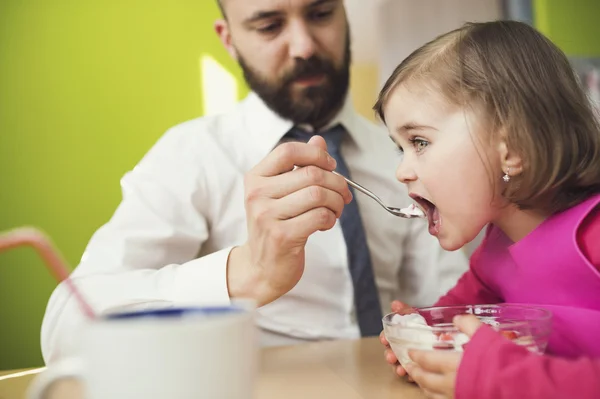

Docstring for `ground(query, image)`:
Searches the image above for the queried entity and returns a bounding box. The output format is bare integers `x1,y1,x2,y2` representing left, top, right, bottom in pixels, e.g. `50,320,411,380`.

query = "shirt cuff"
168,247,233,306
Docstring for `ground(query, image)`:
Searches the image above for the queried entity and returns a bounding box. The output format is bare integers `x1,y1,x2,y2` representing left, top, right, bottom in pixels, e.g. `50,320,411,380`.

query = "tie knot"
285,124,346,154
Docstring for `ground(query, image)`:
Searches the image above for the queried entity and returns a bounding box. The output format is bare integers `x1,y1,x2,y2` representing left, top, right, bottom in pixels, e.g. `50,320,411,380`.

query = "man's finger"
453,314,482,337
274,186,346,219
250,166,351,202
253,141,336,177
306,134,328,151
281,207,338,238
408,349,461,374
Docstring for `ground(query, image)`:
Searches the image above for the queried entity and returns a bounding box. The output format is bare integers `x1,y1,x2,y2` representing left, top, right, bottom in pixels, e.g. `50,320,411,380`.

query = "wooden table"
0,337,425,399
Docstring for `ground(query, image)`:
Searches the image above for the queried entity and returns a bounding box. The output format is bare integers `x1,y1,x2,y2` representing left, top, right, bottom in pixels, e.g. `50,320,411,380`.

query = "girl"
376,20,600,399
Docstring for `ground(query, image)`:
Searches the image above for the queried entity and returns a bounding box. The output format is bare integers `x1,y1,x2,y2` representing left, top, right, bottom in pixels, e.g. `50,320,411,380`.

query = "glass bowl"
382,304,552,366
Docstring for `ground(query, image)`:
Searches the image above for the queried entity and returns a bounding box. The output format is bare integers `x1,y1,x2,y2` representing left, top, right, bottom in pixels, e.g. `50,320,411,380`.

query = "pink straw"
0,227,96,319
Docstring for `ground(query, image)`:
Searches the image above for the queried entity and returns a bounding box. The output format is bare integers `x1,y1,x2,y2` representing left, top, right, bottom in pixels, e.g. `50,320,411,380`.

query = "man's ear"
497,140,523,177
214,19,238,60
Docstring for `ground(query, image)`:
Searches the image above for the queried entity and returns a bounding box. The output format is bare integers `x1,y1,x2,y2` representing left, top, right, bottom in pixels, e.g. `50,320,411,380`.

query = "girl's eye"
409,138,429,153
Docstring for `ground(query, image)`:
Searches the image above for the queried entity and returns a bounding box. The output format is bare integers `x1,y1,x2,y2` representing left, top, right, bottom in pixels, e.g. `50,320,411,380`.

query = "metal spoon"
332,171,425,219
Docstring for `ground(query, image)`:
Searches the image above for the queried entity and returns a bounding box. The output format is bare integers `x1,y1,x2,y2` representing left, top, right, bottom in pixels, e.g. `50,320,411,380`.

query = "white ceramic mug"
28,300,257,399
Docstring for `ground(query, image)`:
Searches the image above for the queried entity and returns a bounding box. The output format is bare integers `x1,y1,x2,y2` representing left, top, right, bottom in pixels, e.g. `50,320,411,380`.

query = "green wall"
534,0,600,57
0,0,247,369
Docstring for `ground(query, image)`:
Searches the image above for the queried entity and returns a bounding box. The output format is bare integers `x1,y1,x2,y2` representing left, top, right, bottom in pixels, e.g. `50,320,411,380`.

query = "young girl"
376,20,600,399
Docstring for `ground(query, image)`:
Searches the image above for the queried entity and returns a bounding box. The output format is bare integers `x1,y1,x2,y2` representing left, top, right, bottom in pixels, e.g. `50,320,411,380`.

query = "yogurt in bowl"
382,304,552,366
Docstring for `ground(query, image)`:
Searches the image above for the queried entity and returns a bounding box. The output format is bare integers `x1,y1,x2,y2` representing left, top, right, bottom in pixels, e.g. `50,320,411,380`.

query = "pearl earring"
503,168,511,183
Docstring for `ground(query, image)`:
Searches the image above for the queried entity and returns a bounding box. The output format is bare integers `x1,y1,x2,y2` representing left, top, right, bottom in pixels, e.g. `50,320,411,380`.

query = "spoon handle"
332,171,384,205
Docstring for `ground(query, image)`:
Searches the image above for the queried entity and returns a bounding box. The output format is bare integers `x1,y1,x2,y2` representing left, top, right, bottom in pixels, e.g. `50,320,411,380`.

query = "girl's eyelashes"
389,136,429,155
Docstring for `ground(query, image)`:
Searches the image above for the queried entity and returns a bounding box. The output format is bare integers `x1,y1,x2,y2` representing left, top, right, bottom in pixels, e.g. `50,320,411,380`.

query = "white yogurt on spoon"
400,203,425,217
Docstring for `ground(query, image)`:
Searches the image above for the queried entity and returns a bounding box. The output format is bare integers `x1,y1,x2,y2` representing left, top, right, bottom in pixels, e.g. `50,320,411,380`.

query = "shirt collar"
241,91,365,160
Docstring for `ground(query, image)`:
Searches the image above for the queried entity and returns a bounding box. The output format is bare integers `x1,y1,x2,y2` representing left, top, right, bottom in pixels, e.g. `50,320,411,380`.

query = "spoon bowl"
332,171,425,219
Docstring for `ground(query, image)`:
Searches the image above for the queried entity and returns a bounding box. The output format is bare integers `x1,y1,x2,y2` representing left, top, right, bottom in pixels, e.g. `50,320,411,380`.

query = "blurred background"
1,0,599,370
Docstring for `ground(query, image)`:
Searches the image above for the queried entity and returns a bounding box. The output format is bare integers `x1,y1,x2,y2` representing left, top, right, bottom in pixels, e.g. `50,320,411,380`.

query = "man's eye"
309,10,334,21
257,22,282,34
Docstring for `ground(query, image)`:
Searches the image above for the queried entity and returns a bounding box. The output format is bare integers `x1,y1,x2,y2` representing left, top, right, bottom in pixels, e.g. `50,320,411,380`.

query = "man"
41,0,467,363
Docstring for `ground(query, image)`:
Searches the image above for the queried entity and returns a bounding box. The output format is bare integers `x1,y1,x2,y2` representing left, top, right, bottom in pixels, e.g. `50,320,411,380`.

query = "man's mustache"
283,57,334,84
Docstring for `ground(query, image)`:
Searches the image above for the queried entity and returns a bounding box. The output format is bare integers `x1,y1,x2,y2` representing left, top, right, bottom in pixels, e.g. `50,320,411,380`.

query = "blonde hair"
374,20,600,214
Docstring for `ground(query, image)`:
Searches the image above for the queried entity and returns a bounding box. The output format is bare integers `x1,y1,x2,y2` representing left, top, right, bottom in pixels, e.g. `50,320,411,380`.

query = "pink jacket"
435,194,600,399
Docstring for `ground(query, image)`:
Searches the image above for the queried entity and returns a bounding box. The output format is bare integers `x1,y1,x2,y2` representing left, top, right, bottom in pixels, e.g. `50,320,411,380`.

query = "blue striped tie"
285,125,383,336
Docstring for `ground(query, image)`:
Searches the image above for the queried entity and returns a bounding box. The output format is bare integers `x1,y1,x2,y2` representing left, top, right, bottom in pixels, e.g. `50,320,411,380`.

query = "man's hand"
405,315,482,399
380,300,418,378
227,135,352,306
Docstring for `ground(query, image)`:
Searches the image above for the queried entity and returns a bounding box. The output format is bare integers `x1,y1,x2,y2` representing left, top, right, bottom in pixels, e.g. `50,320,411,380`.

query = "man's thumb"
307,135,328,151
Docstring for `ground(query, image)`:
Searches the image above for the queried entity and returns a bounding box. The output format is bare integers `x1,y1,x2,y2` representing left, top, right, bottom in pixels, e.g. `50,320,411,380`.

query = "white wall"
376,0,503,88
345,0,387,63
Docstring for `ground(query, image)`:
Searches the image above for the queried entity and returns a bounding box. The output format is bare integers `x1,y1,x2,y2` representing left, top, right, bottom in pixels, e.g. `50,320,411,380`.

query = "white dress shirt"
41,93,468,363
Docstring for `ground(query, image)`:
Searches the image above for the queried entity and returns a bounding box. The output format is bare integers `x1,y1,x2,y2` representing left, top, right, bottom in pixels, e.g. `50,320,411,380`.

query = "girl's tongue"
428,206,441,236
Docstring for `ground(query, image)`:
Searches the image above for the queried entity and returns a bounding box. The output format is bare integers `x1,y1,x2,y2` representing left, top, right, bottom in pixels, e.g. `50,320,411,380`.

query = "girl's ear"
497,140,523,177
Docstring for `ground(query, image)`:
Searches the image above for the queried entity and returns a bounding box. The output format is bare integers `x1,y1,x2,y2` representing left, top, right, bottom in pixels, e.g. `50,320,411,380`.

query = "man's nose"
287,22,317,60
395,155,418,184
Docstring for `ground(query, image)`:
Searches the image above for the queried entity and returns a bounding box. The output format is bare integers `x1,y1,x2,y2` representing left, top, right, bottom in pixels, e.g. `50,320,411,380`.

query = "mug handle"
28,298,178,399
27,357,84,399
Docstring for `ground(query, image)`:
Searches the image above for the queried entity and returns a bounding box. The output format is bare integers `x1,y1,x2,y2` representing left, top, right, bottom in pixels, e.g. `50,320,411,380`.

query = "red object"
439,332,454,341
0,227,96,319
500,330,518,340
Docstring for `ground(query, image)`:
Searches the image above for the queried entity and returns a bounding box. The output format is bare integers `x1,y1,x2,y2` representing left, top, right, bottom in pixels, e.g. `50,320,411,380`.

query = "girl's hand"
404,315,482,399
380,300,417,378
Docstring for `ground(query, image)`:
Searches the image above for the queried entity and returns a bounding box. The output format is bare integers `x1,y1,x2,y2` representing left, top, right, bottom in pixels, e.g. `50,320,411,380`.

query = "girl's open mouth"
410,194,441,236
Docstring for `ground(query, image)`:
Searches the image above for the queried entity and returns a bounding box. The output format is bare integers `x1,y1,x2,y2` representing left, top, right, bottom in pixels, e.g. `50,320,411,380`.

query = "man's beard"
237,32,351,128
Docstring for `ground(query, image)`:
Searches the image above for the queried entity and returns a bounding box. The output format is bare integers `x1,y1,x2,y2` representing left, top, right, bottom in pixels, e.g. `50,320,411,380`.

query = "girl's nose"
395,156,417,184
